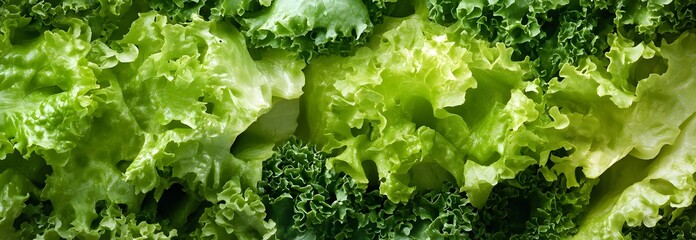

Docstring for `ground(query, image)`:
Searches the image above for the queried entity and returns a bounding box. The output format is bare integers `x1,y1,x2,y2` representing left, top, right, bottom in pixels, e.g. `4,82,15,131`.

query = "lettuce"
0,10,303,238
623,201,696,239
259,138,596,239
147,0,213,22
219,0,413,60
545,31,696,184
0,0,143,46
426,0,695,79
301,10,561,206
551,31,696,239
1,0,696,239
573,114,696,239
143,0,402,59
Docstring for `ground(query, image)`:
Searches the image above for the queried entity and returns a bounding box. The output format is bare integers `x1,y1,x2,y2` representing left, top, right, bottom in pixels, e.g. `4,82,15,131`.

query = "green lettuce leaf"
545,31,696,185
425,0,695,79
622,199,696,239
0,18,99,165
1,10,303,238
0,169,36,239
147,0,213,22
195,181,276,239
572,114,696,239
259,138,596,239
219,0,377,59
0,0,143,46
543,29,696,240
603,0,696,41
302,11,557,205
426,0,613,79
105,11,305,199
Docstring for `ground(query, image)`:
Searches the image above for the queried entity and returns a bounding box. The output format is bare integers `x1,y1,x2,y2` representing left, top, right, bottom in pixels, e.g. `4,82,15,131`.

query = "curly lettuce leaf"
259,138,420,239
425,0,695,79
147,0,214,22
622,199,696,240
0,0,143,47
302,11,557,205
0,19,99,165
259,138,596,239
106,11,304,200
658,0,696,37
1,10,302,238
572,114,696,239
543,30,696,240
545,31,696,185
146,0,396,58
219,0,376,59
605,0,696,41
426,0,613,79
195,181,276,239
0,169,36,239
